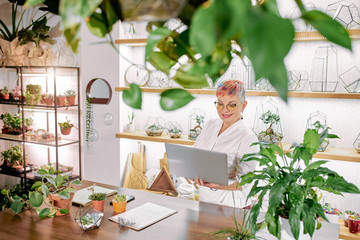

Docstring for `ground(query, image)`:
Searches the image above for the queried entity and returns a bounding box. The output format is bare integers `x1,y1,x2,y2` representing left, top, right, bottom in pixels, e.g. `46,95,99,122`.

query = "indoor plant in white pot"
125,112,135,132
322,203,342,224
238,129,360,240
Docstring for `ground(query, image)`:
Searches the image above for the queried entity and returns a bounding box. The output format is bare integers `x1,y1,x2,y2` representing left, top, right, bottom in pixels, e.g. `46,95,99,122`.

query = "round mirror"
86,78,112,104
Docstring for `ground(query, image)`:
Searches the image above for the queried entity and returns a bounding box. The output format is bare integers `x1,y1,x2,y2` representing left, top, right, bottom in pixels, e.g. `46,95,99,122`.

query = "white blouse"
194,118,259,208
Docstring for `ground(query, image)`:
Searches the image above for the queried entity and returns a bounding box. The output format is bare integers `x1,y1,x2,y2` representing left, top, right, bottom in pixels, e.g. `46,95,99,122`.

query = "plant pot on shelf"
112,200,126,213
66,95,76,105
57,96,66,106
1,128,8,134
60,127,72,135
45,98,54,106
325,213,340,224
349,218,360,234
49,192,75,216
92,200,105,212
125,123,135,132
2,94,10,100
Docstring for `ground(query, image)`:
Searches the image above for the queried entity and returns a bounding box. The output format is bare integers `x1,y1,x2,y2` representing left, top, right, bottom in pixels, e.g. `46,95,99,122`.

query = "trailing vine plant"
85,97,94,151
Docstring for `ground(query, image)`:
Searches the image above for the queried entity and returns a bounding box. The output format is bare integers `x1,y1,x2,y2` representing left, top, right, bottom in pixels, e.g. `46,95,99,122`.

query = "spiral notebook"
109,202,177,231
72,186,117,206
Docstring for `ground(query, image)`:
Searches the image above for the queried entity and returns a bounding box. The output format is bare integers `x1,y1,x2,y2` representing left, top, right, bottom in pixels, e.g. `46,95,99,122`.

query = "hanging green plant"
85,97,93,144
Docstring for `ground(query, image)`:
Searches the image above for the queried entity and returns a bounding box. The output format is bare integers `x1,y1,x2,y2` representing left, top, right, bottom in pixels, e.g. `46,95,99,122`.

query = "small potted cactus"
1,86,10,100
64,89,76,105
112,194,127,213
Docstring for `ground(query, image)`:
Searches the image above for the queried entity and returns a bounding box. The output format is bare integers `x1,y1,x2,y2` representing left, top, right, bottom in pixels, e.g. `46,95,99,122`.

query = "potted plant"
310,121,339,152
343,210,359,227
24,117,33,131
64,90,76,105
25,131,33,141
238,129,360,240
11,86,21,100
168,125,182,138
88,185,107,212
58,117,76,135
112,194,127,213
25,85,42,105
349,214,360,234
3,164,81,216
56,93,67,106
257,110,282,144
8,113,22,135
125,112,135,132
0,113,11,134
322,203,342,224
1,87,10,100
145,123,164,136
0,144,25,172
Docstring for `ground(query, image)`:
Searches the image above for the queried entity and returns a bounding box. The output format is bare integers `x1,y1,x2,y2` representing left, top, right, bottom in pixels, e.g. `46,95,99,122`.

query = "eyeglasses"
214,101,241,111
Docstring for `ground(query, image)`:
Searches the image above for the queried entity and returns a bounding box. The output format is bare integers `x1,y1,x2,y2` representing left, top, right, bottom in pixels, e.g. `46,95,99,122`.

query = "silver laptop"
165,143,228,185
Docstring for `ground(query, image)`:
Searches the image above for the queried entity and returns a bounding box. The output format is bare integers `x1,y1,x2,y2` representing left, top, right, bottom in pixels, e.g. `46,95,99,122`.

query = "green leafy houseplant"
0,182,32,212
311,121,339,152
238,129,360,240
88,185,107,201
26,0,352,111
85,97,93,144
25,84,42,105
58,117,75,130
4,164,81,217
1,144,24,169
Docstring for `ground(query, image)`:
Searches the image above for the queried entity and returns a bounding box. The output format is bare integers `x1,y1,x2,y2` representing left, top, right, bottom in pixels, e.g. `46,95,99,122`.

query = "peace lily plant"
238,129,360,240
25,0,352,110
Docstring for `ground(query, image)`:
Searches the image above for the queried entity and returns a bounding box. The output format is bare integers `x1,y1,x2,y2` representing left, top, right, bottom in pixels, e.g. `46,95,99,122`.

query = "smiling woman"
193,80,259,208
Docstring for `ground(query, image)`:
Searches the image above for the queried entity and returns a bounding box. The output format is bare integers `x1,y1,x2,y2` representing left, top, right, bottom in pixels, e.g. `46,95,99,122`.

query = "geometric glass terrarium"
147,70,170,88
252,97,283,144
339,66,360,93
288,70,309,91
326,1,360,29
188,108,205,141
354,133,360,153
310,45,339,92
167,121,183,138
306,111,329,152
243,57,261,90
75,206,104,231
144,117,166,136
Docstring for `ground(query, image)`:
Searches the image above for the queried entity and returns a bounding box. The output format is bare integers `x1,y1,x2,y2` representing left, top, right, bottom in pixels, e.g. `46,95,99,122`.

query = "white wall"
80,24,121,186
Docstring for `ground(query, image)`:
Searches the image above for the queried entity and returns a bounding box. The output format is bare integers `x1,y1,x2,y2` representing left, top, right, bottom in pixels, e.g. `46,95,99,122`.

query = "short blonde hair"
216,80,246,102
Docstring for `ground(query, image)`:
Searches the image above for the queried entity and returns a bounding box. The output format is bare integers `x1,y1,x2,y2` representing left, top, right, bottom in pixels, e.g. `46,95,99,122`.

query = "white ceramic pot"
125,123,135,132
325,213,339,224
280,217,311,240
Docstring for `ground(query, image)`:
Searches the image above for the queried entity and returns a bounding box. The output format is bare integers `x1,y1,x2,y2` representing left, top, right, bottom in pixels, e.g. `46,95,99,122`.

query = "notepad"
109,202,177,231
72,186,117,206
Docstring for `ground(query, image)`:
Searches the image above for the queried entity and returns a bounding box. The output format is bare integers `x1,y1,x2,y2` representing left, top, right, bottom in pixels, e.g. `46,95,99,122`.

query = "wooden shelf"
295,29,360,41
116,130,195,146
281,143,360,163
115,87,360,99
115,29,360,46
116,131,360,162
115,38,147,46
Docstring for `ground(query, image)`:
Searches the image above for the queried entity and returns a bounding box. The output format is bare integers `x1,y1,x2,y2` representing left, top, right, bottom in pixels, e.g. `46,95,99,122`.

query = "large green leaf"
71,179,81,186
173,63,209,89
326,175,360,193
302,10,351,50
64,24,81,54
10,200,23,214
57,191,70,200
268,176,291,214
145,27,172,62
38,208,51,218
288,183,303,207
86,13,110,38
31,181,43,190
288,208,300,240
25,0,45,8
190,0,249,57
160,89,195,111
303,129,320,155
302,201,316,237
41,185,50,198
122,83,142,109
59,208,69,214
302,167,337,179
147,52,176,75
249,190,267,234
55,175,64,188
29,191,43,207
307,160,328,170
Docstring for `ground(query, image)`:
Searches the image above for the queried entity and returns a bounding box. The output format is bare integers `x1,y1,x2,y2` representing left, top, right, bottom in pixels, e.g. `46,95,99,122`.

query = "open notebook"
109,202,177,231
72,186,117,206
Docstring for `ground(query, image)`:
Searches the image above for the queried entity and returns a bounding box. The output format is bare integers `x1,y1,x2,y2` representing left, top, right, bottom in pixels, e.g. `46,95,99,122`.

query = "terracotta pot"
2,128,8,134
349,218,360,233
2,94,10,100
60,127,72,135
45,98,54,106
92,200,105,212
344,218,349,227
112,200,126,213
66,95,76,105
49,192,75,216
56,96,66,106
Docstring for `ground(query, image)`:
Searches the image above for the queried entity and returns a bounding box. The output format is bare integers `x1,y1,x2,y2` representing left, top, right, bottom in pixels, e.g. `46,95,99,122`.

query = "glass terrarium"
144,117,166,136
188,108,206,141
339,66,360,93
310,45,339,92
288,70,309,91
253,97,283,144
306,111,329,152
167,121,183,138
326,1,360,29
75,206,104,231
354,133,360,153
147,70,170,88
